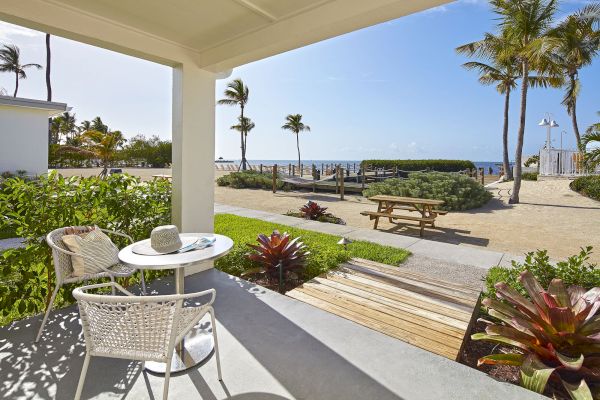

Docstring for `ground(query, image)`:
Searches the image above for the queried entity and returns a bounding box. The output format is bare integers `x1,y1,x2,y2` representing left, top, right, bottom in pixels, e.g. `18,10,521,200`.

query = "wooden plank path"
287,258,481,360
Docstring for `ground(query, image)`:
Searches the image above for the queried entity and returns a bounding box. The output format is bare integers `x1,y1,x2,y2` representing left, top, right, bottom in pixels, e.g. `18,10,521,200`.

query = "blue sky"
0,0,598,162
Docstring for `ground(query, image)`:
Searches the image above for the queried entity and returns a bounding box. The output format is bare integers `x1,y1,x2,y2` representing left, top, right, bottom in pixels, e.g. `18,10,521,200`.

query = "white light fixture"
550,120,559,128
538,118,550,126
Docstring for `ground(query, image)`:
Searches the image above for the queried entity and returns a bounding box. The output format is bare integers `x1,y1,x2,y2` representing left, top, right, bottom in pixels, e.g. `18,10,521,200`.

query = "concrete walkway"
215,203,524,271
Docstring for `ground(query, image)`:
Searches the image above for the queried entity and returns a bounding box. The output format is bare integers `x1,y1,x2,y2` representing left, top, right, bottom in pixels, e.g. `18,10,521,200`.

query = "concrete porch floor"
0,268,542,400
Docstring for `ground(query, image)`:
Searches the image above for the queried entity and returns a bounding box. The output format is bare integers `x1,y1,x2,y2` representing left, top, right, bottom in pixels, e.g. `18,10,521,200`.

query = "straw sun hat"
132,225,199,256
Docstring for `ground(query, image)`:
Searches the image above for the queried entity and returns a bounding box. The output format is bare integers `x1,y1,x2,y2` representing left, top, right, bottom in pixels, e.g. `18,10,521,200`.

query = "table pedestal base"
145,319,214,374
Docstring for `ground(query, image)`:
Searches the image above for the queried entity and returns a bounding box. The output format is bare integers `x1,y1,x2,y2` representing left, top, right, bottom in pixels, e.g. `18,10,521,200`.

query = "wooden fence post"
272,164,277,193
339,166,345,200
312,164,316,192
480,168,484,185
301,163,303,177
260,164,263,174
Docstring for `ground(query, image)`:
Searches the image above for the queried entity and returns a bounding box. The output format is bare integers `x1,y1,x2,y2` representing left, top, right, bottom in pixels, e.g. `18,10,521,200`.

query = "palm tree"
217,79,250,170
230,116,255,170
59,130,126,177
492,0,560,204
59,112,77,142
0,44,42,97
282,114,311,171
457,33,519,181
91,116,109,133
551,4,600,148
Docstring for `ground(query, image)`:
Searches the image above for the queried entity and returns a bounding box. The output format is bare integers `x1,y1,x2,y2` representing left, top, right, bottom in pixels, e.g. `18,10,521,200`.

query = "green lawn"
214,213,410,281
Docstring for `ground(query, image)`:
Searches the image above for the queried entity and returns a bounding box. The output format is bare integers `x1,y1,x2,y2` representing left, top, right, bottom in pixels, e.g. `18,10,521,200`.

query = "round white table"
118,233,233,374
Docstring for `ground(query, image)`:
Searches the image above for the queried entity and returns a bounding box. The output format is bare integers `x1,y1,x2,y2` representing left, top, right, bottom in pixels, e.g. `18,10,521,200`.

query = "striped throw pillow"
62,228,119,276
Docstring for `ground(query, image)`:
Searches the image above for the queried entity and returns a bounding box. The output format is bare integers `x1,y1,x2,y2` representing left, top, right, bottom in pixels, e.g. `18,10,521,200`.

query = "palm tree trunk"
240,105,247,170
46,34,52,101
502,88,513,180
510,61,529,204
239,132,244,172
296,132,301,171
46,34,53,148
570,75,581,149
13,72,18,97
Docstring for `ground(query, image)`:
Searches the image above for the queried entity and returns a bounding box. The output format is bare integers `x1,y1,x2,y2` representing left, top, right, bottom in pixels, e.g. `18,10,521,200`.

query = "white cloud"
0,21,43,42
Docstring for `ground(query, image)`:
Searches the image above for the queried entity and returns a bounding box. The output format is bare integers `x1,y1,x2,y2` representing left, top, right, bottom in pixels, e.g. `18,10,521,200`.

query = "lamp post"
538,114,559,149
560,130,568,152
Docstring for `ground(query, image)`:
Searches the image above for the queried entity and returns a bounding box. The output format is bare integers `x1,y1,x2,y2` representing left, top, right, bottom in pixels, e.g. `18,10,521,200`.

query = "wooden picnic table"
361,195,447,237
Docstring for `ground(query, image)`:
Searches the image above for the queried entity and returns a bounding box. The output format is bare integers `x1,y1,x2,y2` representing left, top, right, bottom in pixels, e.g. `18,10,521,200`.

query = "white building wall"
0,105,49,175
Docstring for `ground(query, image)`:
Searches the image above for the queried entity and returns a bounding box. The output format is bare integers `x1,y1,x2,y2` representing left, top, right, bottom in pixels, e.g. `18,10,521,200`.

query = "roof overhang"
0,0,452,71
0,95,68,116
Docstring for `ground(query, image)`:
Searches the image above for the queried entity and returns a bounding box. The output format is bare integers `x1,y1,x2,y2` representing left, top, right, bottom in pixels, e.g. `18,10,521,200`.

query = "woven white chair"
35,226,146,342
72,282,222,400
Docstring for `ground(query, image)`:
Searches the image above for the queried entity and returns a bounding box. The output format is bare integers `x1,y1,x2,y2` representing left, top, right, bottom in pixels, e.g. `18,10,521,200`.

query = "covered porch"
0,268,541,399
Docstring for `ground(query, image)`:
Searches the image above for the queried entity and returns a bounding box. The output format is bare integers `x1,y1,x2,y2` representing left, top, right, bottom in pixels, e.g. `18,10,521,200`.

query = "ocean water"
219,160,511,175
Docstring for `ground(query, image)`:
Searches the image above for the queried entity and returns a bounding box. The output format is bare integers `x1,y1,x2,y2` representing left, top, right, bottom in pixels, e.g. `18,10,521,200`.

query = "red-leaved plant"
245,230,309,292
474,270,600,399
299,201,328,220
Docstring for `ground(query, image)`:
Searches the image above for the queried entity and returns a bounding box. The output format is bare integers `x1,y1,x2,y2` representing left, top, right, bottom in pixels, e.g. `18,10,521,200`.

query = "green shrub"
362,172,492,211
214,214,410,283
216,170,290,190
0,172,172,325
571,175,600,201
484,247,600,299
361,159,475,172
521,172,538,181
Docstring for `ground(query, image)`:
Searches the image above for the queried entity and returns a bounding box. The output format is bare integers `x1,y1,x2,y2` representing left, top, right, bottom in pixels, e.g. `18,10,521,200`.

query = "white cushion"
62,228,119,276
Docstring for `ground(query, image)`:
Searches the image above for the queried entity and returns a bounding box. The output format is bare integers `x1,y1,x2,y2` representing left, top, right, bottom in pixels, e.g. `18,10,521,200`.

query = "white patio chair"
72,282,222,400
35,227,146,342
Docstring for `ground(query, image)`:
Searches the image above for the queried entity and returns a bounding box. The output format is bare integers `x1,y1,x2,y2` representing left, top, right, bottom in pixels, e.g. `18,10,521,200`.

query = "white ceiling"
1,0,452,71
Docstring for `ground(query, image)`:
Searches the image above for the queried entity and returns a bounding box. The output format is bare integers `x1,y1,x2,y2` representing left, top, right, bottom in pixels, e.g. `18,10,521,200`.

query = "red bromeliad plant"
299,201,328,220
245,230,309,291
474,271,600,399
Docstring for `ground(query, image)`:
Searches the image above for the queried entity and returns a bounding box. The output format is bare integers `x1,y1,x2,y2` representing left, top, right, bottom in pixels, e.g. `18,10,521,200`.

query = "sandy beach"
55,168,600,262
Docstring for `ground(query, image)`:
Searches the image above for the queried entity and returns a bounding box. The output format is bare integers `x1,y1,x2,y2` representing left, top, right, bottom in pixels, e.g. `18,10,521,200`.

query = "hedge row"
571,175,600,201
360,159,476,172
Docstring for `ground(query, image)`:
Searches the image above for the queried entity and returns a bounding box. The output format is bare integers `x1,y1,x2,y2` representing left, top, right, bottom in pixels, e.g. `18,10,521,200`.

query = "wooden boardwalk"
287,258,481,360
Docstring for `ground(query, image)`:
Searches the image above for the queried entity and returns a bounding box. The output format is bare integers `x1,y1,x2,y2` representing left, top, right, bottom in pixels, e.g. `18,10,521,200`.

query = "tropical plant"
485,247,600,299
0,44,42,97
363,172,492,211
299,201,328,220
245,230,309,292
490,0,561,204
217,79,250,170
524,154,540,167
474,271,600,399
0,172,172,325
551,4,600,148
581,113,600,170
282,114,311,171
230,116,255,164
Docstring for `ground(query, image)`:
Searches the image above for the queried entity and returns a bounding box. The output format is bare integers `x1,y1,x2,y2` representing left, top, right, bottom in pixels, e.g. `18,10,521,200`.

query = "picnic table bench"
361,195,446,237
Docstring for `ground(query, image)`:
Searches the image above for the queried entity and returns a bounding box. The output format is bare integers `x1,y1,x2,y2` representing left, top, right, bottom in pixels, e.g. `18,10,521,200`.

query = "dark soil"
459,319,521,385
284,212,346,225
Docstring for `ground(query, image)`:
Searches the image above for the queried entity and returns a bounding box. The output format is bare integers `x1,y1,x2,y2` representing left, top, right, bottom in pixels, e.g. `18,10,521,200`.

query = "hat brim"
132,237,199,256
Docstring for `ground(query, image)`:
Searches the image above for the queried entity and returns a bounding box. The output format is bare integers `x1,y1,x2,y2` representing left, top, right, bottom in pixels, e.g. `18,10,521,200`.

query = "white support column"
172,63,216,234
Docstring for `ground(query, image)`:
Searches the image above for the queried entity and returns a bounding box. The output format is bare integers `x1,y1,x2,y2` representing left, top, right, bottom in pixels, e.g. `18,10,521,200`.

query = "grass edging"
214,213,410,282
